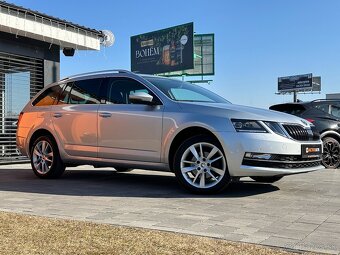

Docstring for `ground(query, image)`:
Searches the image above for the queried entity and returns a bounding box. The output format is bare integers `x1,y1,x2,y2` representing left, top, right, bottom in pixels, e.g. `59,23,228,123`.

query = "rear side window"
330,104,340,118
57,78,103,105
314,104,330,114
270,104,306,116
32,84,64,106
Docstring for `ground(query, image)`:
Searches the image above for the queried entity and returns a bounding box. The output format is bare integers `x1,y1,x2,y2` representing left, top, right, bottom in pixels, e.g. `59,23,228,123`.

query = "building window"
0,52,44,162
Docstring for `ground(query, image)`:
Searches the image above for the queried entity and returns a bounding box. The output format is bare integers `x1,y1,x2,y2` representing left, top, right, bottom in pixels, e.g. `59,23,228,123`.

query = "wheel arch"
168,126,223,172
28,129,58,156
320,130,340,142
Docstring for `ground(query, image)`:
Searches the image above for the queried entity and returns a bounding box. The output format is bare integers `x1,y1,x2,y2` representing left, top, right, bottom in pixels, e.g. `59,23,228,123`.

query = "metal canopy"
0,1,106,50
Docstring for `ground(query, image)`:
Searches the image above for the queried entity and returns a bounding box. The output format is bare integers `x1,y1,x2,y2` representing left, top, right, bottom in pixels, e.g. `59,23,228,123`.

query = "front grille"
282,124,310,141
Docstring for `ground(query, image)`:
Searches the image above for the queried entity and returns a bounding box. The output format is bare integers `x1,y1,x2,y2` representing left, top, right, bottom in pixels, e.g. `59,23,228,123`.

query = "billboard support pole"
293,91,297,102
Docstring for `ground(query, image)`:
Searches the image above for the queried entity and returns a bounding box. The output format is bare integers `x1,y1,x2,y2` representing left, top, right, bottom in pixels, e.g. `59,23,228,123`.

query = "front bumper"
213,131,324,177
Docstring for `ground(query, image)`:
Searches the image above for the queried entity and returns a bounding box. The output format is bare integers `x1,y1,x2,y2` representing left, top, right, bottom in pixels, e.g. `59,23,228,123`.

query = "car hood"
178,102,311,127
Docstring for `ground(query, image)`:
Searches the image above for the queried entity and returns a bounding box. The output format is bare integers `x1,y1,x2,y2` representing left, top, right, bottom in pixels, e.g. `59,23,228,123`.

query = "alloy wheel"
322,138,340,168
180,142,226,189
32,140,54,174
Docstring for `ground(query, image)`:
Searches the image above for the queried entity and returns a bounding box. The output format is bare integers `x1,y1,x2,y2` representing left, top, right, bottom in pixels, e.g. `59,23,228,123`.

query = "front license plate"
301,144,322,158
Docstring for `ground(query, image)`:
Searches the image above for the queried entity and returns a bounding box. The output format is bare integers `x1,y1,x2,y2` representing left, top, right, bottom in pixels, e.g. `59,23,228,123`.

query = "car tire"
250,176,283,183
322,137,340,169
30,135,65,179
173,135,230,194
114,167,133,172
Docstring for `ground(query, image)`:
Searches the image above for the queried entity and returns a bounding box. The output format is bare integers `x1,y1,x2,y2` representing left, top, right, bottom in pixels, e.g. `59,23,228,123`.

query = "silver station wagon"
16,70,324,194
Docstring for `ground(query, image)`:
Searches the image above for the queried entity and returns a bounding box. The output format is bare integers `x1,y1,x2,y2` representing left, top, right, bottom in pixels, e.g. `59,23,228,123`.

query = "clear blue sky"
10,0,340,108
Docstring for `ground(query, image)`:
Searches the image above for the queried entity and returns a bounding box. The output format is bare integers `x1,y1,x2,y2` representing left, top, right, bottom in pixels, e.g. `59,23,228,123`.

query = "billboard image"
160,34,215,77
131,23,194,74
278,73,313,92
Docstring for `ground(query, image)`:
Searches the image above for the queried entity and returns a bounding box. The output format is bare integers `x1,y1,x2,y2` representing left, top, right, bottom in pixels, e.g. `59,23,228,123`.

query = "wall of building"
0,31,61,163
0,31,60,86
326,93,340,100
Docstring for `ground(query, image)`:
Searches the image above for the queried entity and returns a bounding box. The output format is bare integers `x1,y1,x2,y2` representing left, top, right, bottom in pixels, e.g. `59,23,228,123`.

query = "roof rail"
311,99,340,103
61,69,134,81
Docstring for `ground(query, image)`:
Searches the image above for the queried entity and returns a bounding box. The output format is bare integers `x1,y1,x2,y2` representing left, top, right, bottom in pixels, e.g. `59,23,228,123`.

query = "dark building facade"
0,1,105,163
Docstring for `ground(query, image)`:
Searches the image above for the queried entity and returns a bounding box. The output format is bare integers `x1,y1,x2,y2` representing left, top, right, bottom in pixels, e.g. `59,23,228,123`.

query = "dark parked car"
270,99,340,168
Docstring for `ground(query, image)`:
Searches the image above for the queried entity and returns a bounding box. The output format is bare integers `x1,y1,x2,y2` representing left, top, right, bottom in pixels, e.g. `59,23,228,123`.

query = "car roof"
271,99,340,108
42,70,180,91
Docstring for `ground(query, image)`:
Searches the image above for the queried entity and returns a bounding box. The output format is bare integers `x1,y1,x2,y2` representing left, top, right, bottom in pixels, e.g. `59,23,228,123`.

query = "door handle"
99,112,112,118
53,113,62,118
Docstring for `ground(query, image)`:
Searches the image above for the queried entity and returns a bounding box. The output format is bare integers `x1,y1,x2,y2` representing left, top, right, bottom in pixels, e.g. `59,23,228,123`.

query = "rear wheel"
173,135,230,194
322,137,340,169
30,135,65,178
250,176,283,183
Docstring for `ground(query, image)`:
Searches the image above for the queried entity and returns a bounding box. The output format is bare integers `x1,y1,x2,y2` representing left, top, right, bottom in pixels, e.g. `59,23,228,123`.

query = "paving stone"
186,222,222,232
0,165,340,254
261,236,300,249
233,226,259,235
258,226,287,234
317,222,340,233
326,214,340,224
294,230,340,254
222,233,248,242
297,214,330,224
196,224,237,236
241,235,270,244
272,228,314,240
286,222,319,232
154,217,199,229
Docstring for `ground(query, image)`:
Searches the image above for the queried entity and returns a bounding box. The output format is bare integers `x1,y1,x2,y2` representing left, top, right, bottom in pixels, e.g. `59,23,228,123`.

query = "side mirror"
129,92,154,105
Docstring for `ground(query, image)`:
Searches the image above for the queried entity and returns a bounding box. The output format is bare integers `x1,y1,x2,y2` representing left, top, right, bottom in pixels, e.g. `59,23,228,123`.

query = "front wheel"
322,137,340,169
250,176,283,183
30,135,65,178
173,135,230,194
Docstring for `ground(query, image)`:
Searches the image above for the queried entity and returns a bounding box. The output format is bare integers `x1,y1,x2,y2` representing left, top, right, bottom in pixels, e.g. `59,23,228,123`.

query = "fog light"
244,153,272,160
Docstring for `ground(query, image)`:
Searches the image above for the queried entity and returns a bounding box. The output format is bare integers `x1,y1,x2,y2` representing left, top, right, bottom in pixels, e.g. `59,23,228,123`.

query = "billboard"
160,34,215,77
131,23,194,74
312,76,321,92
278,73,313,92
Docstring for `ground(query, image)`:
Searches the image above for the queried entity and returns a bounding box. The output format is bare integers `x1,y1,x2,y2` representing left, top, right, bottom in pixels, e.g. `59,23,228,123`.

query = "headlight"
231,119,268,133
263,121,288,138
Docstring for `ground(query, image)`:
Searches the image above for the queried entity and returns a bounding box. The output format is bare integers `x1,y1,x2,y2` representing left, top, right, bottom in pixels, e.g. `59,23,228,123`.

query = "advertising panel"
278,74,313,92
160,34,214,77
131,23,194,74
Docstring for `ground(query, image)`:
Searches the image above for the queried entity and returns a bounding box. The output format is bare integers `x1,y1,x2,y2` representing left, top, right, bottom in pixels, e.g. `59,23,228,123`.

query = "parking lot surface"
0,164,339,254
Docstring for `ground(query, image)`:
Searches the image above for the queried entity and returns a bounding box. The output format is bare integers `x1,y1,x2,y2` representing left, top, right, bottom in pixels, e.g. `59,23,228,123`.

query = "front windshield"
144,76,230,103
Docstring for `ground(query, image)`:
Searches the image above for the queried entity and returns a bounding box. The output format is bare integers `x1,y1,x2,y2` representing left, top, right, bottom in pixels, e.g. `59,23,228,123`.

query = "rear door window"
57,78,103,105
69,79,102,104
57,82,72,104
100,77,161,105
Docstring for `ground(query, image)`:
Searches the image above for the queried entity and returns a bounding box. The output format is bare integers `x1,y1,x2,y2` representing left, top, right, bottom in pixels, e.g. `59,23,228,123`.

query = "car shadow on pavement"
0,168,279,198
